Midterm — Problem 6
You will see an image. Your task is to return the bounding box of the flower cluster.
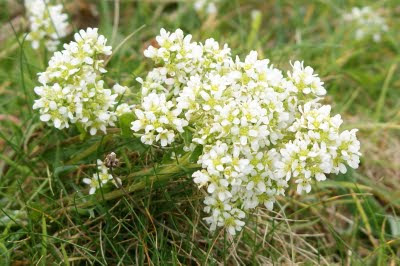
[83,159,121,194]
[33,28,128,135]
[132,28,361,235]
[193,0,219,15]
[131,92,188,146]
[24,0,69,51]
[344,6,388,42]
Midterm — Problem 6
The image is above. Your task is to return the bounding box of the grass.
[1,0,400,264]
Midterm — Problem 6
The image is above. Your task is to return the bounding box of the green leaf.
[387,215,400,237]
[189,145,203,163]
[41,216,47,266]
[183,128,193,145]
[54,165,78,178]
[0,242,10,265]
[28,202,44,223]
[119,113,135,137]
[76,122,87,141]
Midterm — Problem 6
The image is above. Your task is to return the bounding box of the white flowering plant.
[24,0,69,51]
[83,159,121,195]
[31,26,362,236]
[33,28,129,136]
[193,0,219,15]
[343,6,388,42]
[131,28,361,235]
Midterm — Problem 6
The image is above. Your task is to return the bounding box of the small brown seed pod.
[104,152,119,168]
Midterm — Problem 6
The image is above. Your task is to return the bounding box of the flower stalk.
[60,152,200,211]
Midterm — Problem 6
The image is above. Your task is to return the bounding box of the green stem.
[60,153,200,211]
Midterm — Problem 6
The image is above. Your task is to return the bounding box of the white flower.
[156,129,175,147]
[288,61,326,96]
[83,177,100,195]
[344,6,388,42]
[83,159,121,194]
[113,83,128,95]
[131,92,187,147]
[193,170,210,188]
[194,0,219,15]
[116,103,134,116]
[222,209,246,235]
[25,0,69,51]
[295,177,312,194]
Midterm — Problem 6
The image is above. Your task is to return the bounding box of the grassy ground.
[0,0,400,264]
